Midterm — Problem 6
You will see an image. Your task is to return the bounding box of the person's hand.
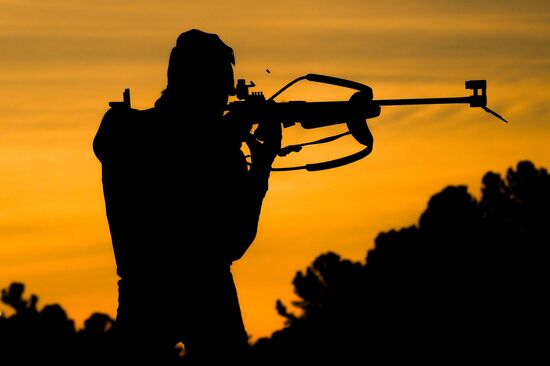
[246,116,282,170]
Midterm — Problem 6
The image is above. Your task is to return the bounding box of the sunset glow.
[1,0,548,340]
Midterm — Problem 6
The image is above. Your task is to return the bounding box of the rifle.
[109,75,507,172]
[224,74,507,172]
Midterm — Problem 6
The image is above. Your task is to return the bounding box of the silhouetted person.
[93,29,281,364]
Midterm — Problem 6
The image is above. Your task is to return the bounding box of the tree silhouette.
[252,160,549,364]
[0,282,114,365]
[1,282,38,316]
[252,252,368,364]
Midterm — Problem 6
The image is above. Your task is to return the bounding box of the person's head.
[165,29,235,110]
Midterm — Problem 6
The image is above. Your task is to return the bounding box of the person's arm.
[93,107,139,277]
[227,120,282,261]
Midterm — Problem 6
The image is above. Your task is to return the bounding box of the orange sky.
[1,0,549,340]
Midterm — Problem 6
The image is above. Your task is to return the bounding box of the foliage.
[0,282,113,365]
[251,160,549,364]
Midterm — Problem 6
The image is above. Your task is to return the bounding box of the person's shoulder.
[137,107,159,120]
[101,106,142,124]
[99,107,161,137]
[95,107,144,146]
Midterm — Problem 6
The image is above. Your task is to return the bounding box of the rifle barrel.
[374,96,472,106]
